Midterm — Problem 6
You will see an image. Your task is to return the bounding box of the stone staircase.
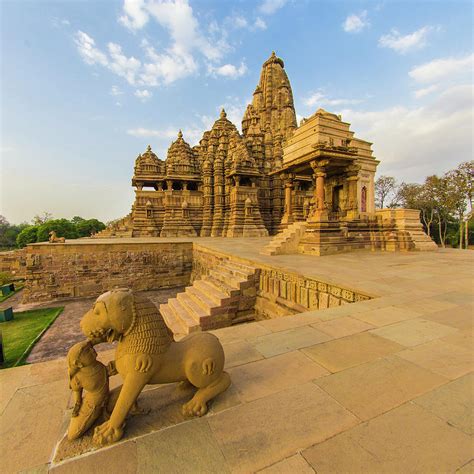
[160,260,257,337]
[93,214,133,238]
[260,221,307,255]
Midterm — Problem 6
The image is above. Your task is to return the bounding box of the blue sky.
[1,0,472,224]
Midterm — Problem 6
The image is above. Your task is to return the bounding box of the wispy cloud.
[110,85,123,96]
[259,0,288,15]
[379,26,438,54]
[134,89,152,101]
[303,90,363,108]
[342,11,369,33]
[413,84,438,99]
[208,62,248,79]
[409,53,474,83]
[74,31,108,66]
[51,17,70,28]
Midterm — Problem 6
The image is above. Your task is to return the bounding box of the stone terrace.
[0,242,472,473]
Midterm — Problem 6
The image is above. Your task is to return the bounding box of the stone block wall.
[255,268,371,319]
[22,241,193,302]
[192,244,372,320]
[0,248,27,279]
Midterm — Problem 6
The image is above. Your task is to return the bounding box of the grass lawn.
[1,307,63,368]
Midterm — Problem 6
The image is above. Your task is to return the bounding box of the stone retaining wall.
[192,244,372,320]
[23,241,193,302]
[0,248,27,279]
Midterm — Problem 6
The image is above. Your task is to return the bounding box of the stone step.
[193,279,231,304]
[220,262,254,279]
[159,304,187,336]
[204,275,241,297]
[177,292,208,320]
[208,268,246,289]
[185,286,227,313]
[168,298,201,331]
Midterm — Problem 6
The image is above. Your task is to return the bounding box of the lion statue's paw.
[182,397,208,417]
[93,420,124,447]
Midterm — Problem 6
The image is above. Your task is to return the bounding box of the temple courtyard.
[1,239,472,473]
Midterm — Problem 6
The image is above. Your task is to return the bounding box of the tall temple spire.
[242,51,297,146]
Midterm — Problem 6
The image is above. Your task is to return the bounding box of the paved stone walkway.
[0,242,472,473]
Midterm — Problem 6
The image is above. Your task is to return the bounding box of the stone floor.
[0,240,472,473]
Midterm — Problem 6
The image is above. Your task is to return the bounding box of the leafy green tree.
[36,219,78,242]
[75,218,106,237]
[16,226,39,247]
[71,216,85,225]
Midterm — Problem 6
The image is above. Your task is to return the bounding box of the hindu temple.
[97,51,435,256]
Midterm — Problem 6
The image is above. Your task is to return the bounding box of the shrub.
[16,226,39,248]
[36,219,78,242]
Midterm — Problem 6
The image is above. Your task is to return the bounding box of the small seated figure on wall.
[49,230,65,243]
[67,340,112,440]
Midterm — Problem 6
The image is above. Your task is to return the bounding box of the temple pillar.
[344,164,361,220]
[309,160,329,222]
[281,173,295,225]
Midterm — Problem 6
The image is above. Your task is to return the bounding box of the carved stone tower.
[242,51,297,233]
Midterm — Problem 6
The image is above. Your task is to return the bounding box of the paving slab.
[315,355,448,421]
[422,304,474,330]
[136,418,229,473]
[440,328,473,350]
[50,440,138,474]
[210,321,271,344]
[258,453,315,473]
[370,318,457,347]
[413,373,473,435]
[252,325,332,358]
[302,402,473,473]
[353,305,423,327]
[301,332,404,373]
[312,316,374,339]
[397,339,474,379]
[208,383,358,474]
[228,350,329,402]
[0,379,70,473]
[223,340,264,368]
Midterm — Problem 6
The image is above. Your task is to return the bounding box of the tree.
[32,212,53,225]
[36,219,78,242]
[445,161,473,249]
[16,226,39,248]
[75,218,106,237]
[375,176,398,208]
[0,216,29,249]
[71,216,85,225]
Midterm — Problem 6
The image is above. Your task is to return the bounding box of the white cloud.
[342,11,369,33]
[413,84,438,99]
[259,0,288,15]
[74,31,108,66]
[338,84,473,181]
[110,85,123,96]
[118,0,149,30]
[51,17,70,28]
[107,42,141,84]
[208,62,248,79]
[134,89,153,101]
[254,17,267,30]
[303,91,363,108]
[379,26,436,54]
[409,53,474,83]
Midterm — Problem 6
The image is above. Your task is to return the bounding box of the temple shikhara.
[98,52,435,255]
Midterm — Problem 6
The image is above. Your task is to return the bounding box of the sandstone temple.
[97,52,435,255]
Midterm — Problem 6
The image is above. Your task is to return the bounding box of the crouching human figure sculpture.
[67,340,111,440]
[79,288,231,447]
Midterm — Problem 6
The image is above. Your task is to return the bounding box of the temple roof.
[133,145,165,181]
[166,131,200,178]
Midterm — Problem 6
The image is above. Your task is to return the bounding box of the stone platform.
[1,240,472,473]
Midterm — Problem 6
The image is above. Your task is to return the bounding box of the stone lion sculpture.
[79,288,231,446]
[49,230,65,243]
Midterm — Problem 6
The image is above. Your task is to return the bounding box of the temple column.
[309,160,329,222]
[344,164,361,220]
[281,173,295,225]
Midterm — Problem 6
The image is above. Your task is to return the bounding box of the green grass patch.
[1,307,63,368]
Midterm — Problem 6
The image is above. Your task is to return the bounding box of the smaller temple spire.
[177,129,183,139]
[146,145,152,152]
[220,108,227,119]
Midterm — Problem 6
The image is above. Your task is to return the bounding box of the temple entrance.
[332,185,343,212]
